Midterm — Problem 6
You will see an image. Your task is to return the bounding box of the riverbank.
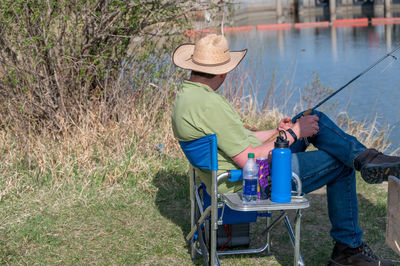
[1,74,399,264]
[1,161,397,264]
[1,1,399,263]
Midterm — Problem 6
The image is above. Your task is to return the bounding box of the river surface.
[224,23,400,153]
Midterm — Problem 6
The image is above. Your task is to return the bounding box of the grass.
[1,158,399,265]
[1,65,399,264]
[0,157,190,265]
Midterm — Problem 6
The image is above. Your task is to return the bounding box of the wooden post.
[330,0,336,21]
[385,0,392,18]
[386,176,400,256]
[277,0,283,19]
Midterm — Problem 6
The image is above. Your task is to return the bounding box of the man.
[171,34,400,265]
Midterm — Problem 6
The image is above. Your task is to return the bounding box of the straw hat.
[172,34,247,75]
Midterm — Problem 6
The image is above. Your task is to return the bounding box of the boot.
[328,242,394,266]
[354,148,400,184]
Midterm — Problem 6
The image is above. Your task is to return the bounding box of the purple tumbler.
[256,157,270,200]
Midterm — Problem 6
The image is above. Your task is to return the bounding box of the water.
[224,24,400,153]
[243,155,258,202]
[243,178,258,202]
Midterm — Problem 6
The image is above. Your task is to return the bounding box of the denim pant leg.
[290,110,365,246]
[308,110,367,168]
[292,150,363,247]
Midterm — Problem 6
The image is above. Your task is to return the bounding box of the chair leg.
[266,212,271,255]
[210,207,217,265]
[294,209,304,266]
[190,168,196,259]
[284,211,305,266]
[210,171,218,266]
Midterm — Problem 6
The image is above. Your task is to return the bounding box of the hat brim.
[172,43,247,75]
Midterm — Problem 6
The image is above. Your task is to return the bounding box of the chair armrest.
[228,169,243,182]
[292,172,302,196]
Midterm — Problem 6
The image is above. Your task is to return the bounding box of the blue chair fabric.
[179,134,218,171]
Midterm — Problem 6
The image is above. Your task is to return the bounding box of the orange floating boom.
[372,17,400,25]
[256,23,292,31]
[333,18,368,27]
[294,21,330,28]
[224,26,254,33]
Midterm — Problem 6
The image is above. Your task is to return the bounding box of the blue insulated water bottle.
[271,130,292,203]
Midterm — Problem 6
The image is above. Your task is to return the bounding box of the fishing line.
[267,43,400,144]
[310,43,400,112]
[380,58,396,73]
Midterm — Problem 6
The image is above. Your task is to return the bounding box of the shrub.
[0,0,204,133]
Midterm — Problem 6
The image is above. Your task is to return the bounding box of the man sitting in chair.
[171,34,399,266]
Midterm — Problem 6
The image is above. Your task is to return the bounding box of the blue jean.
[290,110,366,248]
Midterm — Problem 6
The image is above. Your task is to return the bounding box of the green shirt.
[172,80,262,193]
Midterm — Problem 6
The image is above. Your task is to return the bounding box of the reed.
[1,58,397,202]
[0,56,184,201]
[223,69,397,153]
[1,55,399,265]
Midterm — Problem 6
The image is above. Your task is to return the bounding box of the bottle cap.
[248,153,255,158]
[275,130,289,148]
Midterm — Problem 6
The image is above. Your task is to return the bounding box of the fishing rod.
[265,43,400,143]
[294,43,400,120]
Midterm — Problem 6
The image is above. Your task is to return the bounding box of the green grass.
[1,155,399,265]
[0,158,191,265]
[1,41,399,264]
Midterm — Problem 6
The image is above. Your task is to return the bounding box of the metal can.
[256,157,271,200]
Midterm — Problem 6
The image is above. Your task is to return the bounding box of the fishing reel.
[291,109,313,124]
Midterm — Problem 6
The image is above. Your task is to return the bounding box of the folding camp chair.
[179,134,310,266]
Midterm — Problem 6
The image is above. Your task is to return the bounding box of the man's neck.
[189,76,224,91]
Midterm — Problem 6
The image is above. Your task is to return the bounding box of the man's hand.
[292,115,319,138]
[277,117,294,131]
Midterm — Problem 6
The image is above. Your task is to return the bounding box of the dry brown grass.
[223,69,398,154]
[336,112,399,154]
[0,77,183,201]
[1,65,399,265]
[1,65,396,204]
